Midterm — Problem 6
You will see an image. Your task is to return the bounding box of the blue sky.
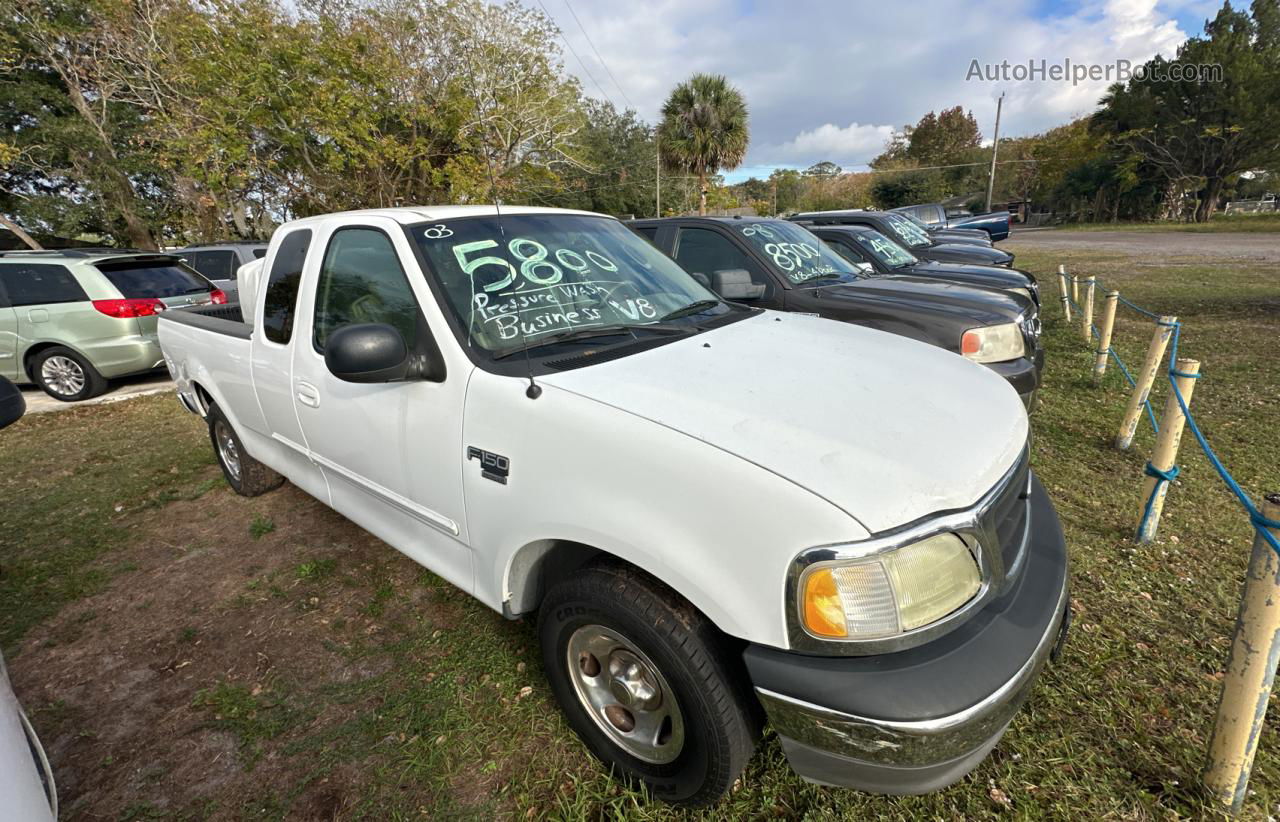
[531,0,1225,182]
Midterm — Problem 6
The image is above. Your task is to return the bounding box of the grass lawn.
[1052,211,1280,233]
[1,238,1277,819]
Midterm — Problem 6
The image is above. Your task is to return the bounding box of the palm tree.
[658,74,749,215]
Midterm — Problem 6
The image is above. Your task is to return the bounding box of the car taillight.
[92,298,166,318]
[209,289,228,305]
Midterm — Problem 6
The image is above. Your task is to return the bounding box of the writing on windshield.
[736,222,849,282]
[856,231,917,267]
[884,214,932,248]
[413,215,714,351]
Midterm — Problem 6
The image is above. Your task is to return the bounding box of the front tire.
[207,402,284,496]
[32,346,107,402]
[538,562,759,806]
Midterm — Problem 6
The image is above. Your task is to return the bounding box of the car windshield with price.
[733,220,862,285]
[410,214,735,358]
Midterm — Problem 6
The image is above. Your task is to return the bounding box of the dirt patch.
[8,474,463,819]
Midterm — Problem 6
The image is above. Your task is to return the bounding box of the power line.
[535,0,612,105]
[560,0,635,111]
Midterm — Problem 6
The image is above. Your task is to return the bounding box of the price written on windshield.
[449,236,656,342]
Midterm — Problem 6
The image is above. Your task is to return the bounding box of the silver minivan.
[0,250,224,401]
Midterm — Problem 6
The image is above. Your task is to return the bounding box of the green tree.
[657,73,749,215]
[1094,0,1280,221]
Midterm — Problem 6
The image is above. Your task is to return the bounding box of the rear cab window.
[96,259,212,299]
[0,263,89,306]
[188,250,237,281]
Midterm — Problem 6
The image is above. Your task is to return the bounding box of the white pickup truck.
[158,206,1069,805]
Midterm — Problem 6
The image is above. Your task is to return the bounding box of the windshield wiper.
[491,322,690,360]
[659,299,721,321]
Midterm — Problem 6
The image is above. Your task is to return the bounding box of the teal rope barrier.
[1063,272,1277,551]
[1163,323,1280,555]
[1064,287,1159,432]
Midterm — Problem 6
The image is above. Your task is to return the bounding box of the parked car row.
[628,216,1042,407]
[157,205,1069,806]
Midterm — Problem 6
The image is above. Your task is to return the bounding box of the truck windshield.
[882,213,933,249]
[411,214,724,353]
[733,221,858,284]
[852,230,918,268]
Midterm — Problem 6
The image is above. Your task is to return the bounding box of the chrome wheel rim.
[214,420,242,482]
[41,355,85,397]
[566,624,685,764]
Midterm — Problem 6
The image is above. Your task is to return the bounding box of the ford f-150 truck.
[158,206,1069,805]
[630,216,1043,408]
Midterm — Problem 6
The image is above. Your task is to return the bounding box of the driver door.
[290,221,473,594]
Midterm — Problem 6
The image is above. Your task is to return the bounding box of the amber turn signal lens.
[801,568,847,638]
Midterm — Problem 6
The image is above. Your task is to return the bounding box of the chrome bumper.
[757,574,1066,773]
[748,475,1069,793]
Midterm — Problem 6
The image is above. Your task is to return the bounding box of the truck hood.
[921,243,1014,267]
[814,277,1029,323]
[539,312,1028,533]
[907,261,1035,291]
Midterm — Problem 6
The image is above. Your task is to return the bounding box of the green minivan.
[0,250,226,401]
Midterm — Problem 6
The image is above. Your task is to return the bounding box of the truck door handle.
[296,381,320,408]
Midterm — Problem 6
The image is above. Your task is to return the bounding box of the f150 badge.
[468,447,510,484]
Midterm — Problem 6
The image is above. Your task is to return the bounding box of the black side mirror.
[712,268,766,301]
[325,323,418,383]
[0,376,26,430]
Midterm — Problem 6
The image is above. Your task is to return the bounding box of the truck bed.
[159,303,252,340]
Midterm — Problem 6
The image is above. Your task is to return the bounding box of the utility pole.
[772,179,777,216]
[655,136,661,218]
[985,91,1004,213]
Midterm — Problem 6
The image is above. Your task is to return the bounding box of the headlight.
[799,533,982,639]
[961,322,1025,363]
[1010,287,1033,301]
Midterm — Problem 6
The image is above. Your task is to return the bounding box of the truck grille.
[982,448,1032,584]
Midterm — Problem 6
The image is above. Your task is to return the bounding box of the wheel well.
[22,342,67,380]
[190,381,214,416]
[505,540,606,617]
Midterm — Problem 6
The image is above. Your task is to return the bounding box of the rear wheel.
[538,562,759,806]
[32,347,107,402]
[207,402,284,496]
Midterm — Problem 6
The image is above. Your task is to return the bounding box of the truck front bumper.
[744,475,1069,794]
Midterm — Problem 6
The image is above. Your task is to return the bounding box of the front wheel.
[538,562,759,806]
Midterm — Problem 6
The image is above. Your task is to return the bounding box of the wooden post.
[1071,273,1079,304]
[1080,275,1096,343]
[1135,358,1199,543]
[1092,291,1119,384]
[1115,316,1177,450]
[1056,266,1072,321]
[1203,495,1280,814]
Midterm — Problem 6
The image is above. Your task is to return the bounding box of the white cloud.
[765,122,897,168]
[537,0,1200,178]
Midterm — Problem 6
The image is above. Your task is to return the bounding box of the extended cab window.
[411,214,721,353]
[0,263,87,306]
[98,260,211,298]
[262,229,311,344]
[314,228,419,352]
